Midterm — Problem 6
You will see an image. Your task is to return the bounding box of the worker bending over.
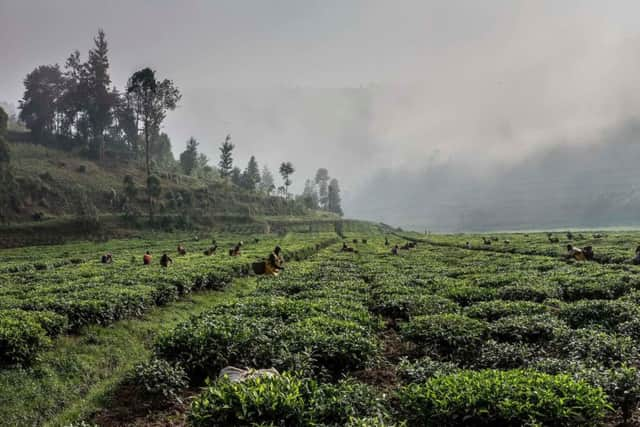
[567,244,586,261]
[160,253,173,267]
[143,251,152,265]
[101,253,113,264]
[265,246,285,276]
[341,242,357,253]
[229,241,243,256]
[177,243,186,255]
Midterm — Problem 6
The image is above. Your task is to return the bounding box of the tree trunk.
[144,124,152,223]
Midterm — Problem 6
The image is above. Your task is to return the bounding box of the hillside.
[1,136,348,246]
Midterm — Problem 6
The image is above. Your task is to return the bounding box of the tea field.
[0,232,339,367]
[4,230,640,426]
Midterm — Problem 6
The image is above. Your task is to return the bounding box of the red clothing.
[143,254,152,265]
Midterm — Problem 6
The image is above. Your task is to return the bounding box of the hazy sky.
[2,1,640,213]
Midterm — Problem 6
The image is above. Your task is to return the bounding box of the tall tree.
[146,174,162,222]
[19,65,64,141]
[279,162,295,199]
[0,106,9,166]
[111,88,138,153]
[301,179,319,209]
[327,178,343,216]
[218,134,234,178]
[126,67,180,222]
[0,106,15,223]
[59,50,87,142]
[179,137,199,175]
[315,168,330,209]
[259,166,275,195]
[241,155,260,191]
[152,132,175,168]
[86,29,114,160]
[197,153,209,170]
[230,166,242,186]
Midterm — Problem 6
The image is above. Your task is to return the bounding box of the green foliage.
[279,161,295,198]
[0,233,337,365]
[0,134,10,164]
[370,289,458,319]
[437,285,496,306]
[218,134,234,178]
[465,300,548,321]
[179,137,199,175]
[0,311,51,366]
[475,340,541,369]
[126,358,188,402]
[396,356,459,383]
[241,155,261,191]
[327,178,343,216]
[559,299,639,330]
[575,365,640,424]
[400,314,488,360]
[552,328,638,367]
[497,284,559,302]
[146,174,162,198]
[19,64,64,141]
[285,316,379,376]
[397,369,610,426]
[122,174,137,201]
[489,313,568,343]
[0,106,7,135]
[189,373,386,427]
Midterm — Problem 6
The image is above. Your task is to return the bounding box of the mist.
[3,0,640,229]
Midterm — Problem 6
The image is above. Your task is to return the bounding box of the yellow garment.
[569,248,586,261]
[265,253,284,276]
[264,262,280,276]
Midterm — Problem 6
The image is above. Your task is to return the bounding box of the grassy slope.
[0,277,258,427]
[6,142,308,223]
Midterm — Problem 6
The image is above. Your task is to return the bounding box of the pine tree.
[86,29,114,160]
[241,155,260,191]
[218,134,234,178]
[179,137,199,175]
[231,167,242,186]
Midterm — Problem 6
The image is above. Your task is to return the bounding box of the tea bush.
[127,358,188,402]
[396,356,459,383]
[465,300,548,321]
[189,373,386,426]
[489,313,568,344]
[397,369,609,426]
[559,299,639,329]
[400,314,488,360]
[497,284,559,302]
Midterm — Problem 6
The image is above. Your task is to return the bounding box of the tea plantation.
[4,230,640,426]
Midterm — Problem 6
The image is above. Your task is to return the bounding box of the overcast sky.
[2,1,640,214]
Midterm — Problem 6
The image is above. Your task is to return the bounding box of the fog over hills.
[349,119,640,231]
